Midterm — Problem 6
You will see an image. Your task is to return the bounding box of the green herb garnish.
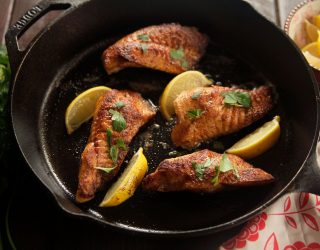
[114,101,125,109]
[192,158,213,180]
[140,44,149,54]
[110,145,119,164]
[211,153,240,185]
[181,60,189,69]
[137,34,149,41]
[95,167,115,173]
[106,129,112,147]
[191,91,201,100]
[109,109,126,132]
[187,109,204,119]
[116,138,127,150]
[221,91,251,108]
[170,48,184,61]
[211,166,220,185]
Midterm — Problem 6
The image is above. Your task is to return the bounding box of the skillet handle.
[289,142,320,194]
[4,0,74,77]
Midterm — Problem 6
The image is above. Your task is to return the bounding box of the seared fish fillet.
[172,85,274,149]
[76,89,156,203]
[102,23,208,75]
[142,149,274,192]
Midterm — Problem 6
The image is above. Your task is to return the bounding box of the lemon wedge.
[99,147,148,207]
[313,15,320,29]
[159,70,212,120]
[65,86,111,134]
[303,51,320,69]
[305,19,319,42]
[226,116,280,159]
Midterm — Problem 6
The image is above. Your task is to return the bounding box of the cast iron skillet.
[5,0,320,236]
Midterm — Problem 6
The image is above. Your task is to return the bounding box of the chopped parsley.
[221,91,251,108]
[114,101,125,109]
[137,34,149,41]
[211,153,240,185]
[140,44,149,54]
[109,109,126,132]
[110,145,119,164]
[170,48,184,60]
[181,60,189,69]
[115,138,127,150]
[187,109,204,119]
[192,158,213,180]
[95,167,115,173]
[191,91,201,100]
[106,129,112,147]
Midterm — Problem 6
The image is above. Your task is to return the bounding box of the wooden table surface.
[0,0,306,249]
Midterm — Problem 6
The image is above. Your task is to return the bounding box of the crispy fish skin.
[76,89,156,203]
[142,149,274,193]
[171,85,274,149]
[102,23,208,75]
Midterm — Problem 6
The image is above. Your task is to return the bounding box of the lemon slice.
[65,86,111,134]
[159,70,212,120]
[305,19,319,42]
[226,116,280,159]
[313,15,320,28]
[99,147,148,207]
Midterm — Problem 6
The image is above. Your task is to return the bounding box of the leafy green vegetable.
[106,129,112,147]
[109,109,126,132]
[116,138,127,150]
[137,34,149,41]
[187,109,204,119]
[114,101,125,109]
[192,158,213,180]
[221,91,251,108]
[140,44,149,54]
[95,166,115,173]
[170,48,184,60]
[191,91,201,100]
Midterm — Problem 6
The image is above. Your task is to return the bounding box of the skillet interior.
[10,0,319,234]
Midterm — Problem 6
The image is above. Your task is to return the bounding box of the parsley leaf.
[95,167,115,173]
[114,101,125,109]
[181,60,189,69]
[191,91,201,100]
[211,153,239,185]
[140,44,149,54]
[221,91,251,108]
[106,129,112,147]
[192,158,213,180]
[170,48,184,61]
[109,109,126,132]
[187,109,204,119]
[110,145,119,164]
[116,138,127,150]
[219,153,233,172]
[211,166,220,185]
[137,34,149,41]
